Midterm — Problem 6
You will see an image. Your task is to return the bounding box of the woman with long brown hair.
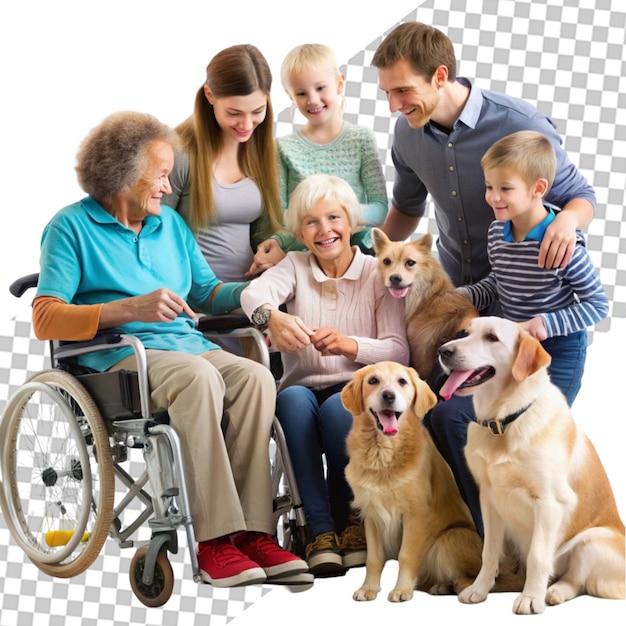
[164,44,282,282]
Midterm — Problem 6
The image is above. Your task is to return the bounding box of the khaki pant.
[110,348,276,541]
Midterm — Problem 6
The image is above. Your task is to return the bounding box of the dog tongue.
[378,410,398,435]
[439,370,474,401]
[390,287,409,299]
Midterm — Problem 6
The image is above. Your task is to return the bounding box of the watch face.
[252,307,270,327]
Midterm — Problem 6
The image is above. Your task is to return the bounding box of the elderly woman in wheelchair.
[20,110,308,594]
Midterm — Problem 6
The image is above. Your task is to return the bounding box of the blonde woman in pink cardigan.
[241,174,408,578]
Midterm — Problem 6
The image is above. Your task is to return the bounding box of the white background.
[0,0,418,317]
[0,1,623,624]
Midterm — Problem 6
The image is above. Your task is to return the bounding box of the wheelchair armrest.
[197,314,271,371]
[10,273,39,298]
[54,333,152,419]
[55,331,124,359]
[196,313,253,333]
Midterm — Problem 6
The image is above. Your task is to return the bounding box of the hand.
[538,210,577,269]
[118,288,196,324]
[266,309,314,353]
[246,239,286,276]
[310,327,358,360]
[518,317,547,341]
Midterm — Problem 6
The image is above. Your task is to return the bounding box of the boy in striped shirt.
[458,130,608,406]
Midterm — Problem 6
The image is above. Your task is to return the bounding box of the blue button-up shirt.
[390,77,596,287]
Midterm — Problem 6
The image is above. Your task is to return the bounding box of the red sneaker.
[233,532,309,581]
[197,536,266,587]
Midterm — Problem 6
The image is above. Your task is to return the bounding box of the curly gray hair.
[75,111,179,200]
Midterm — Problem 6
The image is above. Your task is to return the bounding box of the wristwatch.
[251,306,272,329]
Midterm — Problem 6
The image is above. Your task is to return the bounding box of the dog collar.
[479,402,535,436]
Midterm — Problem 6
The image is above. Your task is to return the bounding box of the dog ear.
[408,367,438,418]
[512,329,552,381]
[371,227,389,254]
[341,374,364,415]
[414,233,433,252]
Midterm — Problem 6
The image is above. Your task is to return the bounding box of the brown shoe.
[339,515,366,569]
[305,531,345,577]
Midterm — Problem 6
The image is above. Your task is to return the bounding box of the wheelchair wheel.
[0,369,115,577]
[129,546,174,608]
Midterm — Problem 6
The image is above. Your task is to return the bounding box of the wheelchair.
[0,274,310,607]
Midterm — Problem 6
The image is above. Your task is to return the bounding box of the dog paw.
[513,594,546,615]
[428,582,454,595]
[388,587,414,602]
[353,587,379,601]
[546,581,577,605]
[458,585,488,604]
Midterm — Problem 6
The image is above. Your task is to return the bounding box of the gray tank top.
[195,177,262,282]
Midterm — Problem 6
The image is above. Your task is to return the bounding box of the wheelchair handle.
[10,273,39,298]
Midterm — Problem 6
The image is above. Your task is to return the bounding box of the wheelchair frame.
[0,274,309,607]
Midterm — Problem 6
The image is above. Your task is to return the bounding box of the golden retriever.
[371,228,477,385]
[438,317,626,614]
[341,361,485,602]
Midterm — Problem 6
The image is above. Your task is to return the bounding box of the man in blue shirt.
[371,22,596,535]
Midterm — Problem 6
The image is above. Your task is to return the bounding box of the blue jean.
[276,383,353,539]
[424,329,588,538]
[542,330,587,407]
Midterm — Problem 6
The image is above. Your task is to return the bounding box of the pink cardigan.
[241,248,409,391]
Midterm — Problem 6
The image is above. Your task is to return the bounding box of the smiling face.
[285,64,344,127]
[484,166,540,220]
[205,87,268,144]
[483,165,551,242]
[341,361,437,436]
[377,58,442,129]
[298,198,354,276]
[121,139,174,224]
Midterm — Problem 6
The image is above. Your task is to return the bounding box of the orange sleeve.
[32,296,103,341]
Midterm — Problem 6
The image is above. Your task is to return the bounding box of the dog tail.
[491,539,525,593]
[418,526,483,595]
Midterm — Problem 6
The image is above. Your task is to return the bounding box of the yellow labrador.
[342,362,485,602]
[439,317,625,614]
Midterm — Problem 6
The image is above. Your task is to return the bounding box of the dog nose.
[389,274,402,286]
[382,390,396,404]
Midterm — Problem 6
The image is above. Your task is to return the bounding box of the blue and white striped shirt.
[460,208,608,337]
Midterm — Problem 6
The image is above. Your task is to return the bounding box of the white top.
[240,248,409,390]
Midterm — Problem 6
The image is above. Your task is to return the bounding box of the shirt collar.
[502,205,556,242]
[309,246,365,282]
[82,195,162,233]
[455,77,481,130]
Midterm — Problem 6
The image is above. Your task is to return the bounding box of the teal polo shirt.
[502,204,557,243]
[37,196,221,371]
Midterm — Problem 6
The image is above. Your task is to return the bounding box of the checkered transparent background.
[2,1,625,624]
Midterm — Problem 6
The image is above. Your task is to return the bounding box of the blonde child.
[459,130,608,406]
[249,44,388,275]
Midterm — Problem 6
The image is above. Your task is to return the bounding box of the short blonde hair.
[280,43,342,93]
[285,174,363,236]
[481,131,556,191]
